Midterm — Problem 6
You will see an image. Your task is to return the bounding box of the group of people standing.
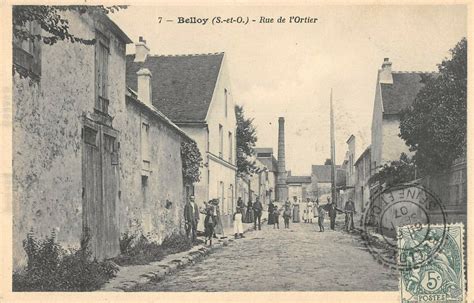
[183,195,224,246]
[184,194,357,246]
[236,197,263,232]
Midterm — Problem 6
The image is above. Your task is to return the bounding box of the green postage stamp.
[398,223,465,303]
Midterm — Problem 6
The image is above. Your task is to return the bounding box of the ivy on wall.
[181,140,203,185]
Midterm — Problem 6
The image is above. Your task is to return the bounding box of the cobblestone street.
[132,220,399,291]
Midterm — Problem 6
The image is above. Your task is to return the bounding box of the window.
[228,131,233,162]
[13,21,41,78]
[224,89,228,117]
[142,175,148,207]
[219,124,223,158]
[141,121,150,172]
[95,30,110,114]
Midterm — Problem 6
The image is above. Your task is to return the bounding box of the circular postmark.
[361,184,447,270]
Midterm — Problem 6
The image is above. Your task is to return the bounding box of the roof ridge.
[392,70,438,74]
[146,52,224,58]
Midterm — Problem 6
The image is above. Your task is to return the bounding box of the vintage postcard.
[0,1,471,303]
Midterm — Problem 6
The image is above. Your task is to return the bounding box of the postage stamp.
[398,223,465,303]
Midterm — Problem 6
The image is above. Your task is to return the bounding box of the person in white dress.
[233,208,244,239]
[307,199,314,223]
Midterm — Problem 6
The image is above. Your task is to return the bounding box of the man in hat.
[184,195,199,242]
[253,197,263,230]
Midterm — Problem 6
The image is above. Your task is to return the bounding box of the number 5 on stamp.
[398,223,465,303]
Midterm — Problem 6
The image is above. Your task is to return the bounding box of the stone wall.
[12,11,126,268]
[119,97,187,243]
[12,10,189,269]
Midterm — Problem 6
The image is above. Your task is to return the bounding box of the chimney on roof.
[379,57,393,84]
[134,36,150,62]
[137,68,152,106]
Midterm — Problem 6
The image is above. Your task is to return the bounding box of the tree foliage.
[236,105,258,177]
[368,153,416,187]
[181,140,203,184]
[399,38,467,174]
[13,5,127,45]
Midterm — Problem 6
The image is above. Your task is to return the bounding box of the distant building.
[287,174,313,203]
[354,146,371,215]
[311,165,345,206]
[126,41,237,228]
[255,147,278,201]
[339,135,356,207]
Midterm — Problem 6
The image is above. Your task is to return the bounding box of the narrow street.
[132,220,399,291]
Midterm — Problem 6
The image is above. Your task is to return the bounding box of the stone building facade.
[12,11,193,269]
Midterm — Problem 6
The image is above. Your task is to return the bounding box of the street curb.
[99,223,260,292]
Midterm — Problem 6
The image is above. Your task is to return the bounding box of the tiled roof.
[380,72,427,115]
[126,53,224,122]
[125,88,192,142]
[287,176,312,184]
[255,147,274,154]
[311,165,342,183]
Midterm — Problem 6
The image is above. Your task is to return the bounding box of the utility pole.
[330,89,337,205]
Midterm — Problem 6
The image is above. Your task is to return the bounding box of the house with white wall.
[370,58,427,171]
[126,41,237,228]
[370,58,466,224]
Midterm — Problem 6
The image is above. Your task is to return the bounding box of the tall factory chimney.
[276,117,288,202]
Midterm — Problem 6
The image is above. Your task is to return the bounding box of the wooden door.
[101,130,120,259]
[82,120,120,260]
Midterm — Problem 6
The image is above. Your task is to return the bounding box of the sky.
[111,5,466,175]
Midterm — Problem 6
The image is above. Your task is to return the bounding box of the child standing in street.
[273,207,280,229]
[204,208,215,245]
[233,208,244,239]
[316,203,325,232]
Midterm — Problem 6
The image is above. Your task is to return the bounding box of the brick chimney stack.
[276,117,288,202]
[379,57,393,84]
[134,36,150,62]
[137,68,152,105]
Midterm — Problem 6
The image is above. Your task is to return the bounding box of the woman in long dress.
[292,202,300,223]
[237,197,246,222]
[307,200,314,223]
[267,201,275,225]
[233,208,244,238]
[211,199,224,236]
[245,200,254,223]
